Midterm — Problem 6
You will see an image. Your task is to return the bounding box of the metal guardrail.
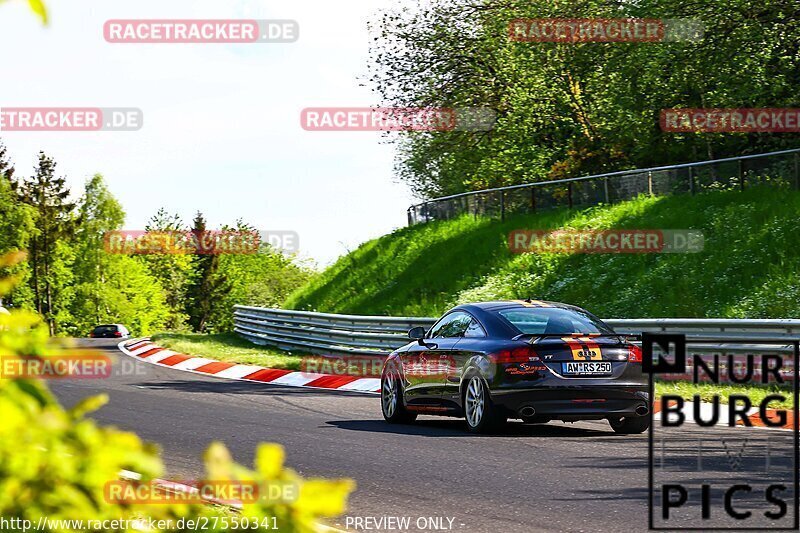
[407,147,800,225]
[234,306,434,356]
[234,306,800,360]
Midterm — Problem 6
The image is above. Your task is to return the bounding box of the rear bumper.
[491,385,649,420]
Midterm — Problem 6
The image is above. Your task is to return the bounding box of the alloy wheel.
[465,376,485,427]
[382,374,397,418]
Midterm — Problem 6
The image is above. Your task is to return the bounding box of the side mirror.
[408,326,427,344]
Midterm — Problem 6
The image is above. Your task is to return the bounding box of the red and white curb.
[118,338,380,394]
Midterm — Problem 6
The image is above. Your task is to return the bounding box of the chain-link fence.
[407,148,800,225]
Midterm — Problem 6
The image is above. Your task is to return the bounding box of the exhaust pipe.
[635,405,649,416]
[519,406,536,417]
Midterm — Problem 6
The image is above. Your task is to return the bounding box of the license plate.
[561,362,612,375]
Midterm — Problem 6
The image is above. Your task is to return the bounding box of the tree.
[141,208,195,330]
[0,170,35,309]
[14,152,77,334]
[67,175,171,336]
[185,212,228,333]
[71,175,125,325]
[0,140,15,182]
[210,221,314,332]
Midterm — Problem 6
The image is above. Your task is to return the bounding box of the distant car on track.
[381,300,649,434]
[89,324,130,339]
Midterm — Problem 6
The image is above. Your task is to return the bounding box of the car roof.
[456,300,579,313]
[445,300,595,338]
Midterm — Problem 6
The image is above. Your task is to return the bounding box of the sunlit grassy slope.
[152,332,304,369]
[285,186,800,319]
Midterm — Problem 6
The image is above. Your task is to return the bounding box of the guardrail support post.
[500,190,505,221]
[603,178,610,204]
[648,171,653,195]
[530,187,536,213]
[738,159,744,191]
[795,153,799,190]
[688,167,695,195]
[568,183,573,209]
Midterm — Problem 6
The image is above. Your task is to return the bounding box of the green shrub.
[0,252,353,532]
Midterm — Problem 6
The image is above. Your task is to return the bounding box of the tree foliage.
[64,176,172,337]
[186,212,225,333]
[209,222,314,332]
[13,153,78,334]
[0,141,312,336]
[369,0,800,198]
[0,177,35,309]
[140,208,195,331]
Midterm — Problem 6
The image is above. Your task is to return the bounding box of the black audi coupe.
[380,300,649,434]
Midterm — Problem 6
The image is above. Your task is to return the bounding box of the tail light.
[628,344,642,363]
[113,331,122,337]
[89,332,95,338]
[491,346,538,364]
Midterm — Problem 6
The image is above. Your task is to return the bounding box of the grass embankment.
[285,186,800,319]
[151,332,304,370]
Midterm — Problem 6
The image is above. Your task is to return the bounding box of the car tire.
[608,416,650,434]
[463,374,506,434]
[381,371,417,424]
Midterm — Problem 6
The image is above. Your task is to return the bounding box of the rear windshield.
[497,308,613,335]
[93,325,118,334]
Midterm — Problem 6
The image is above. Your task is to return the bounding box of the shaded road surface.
[48,340,797,532]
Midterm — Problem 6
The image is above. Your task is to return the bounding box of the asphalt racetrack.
[48,340,798,532]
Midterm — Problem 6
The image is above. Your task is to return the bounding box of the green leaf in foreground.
[27,0,48,24]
